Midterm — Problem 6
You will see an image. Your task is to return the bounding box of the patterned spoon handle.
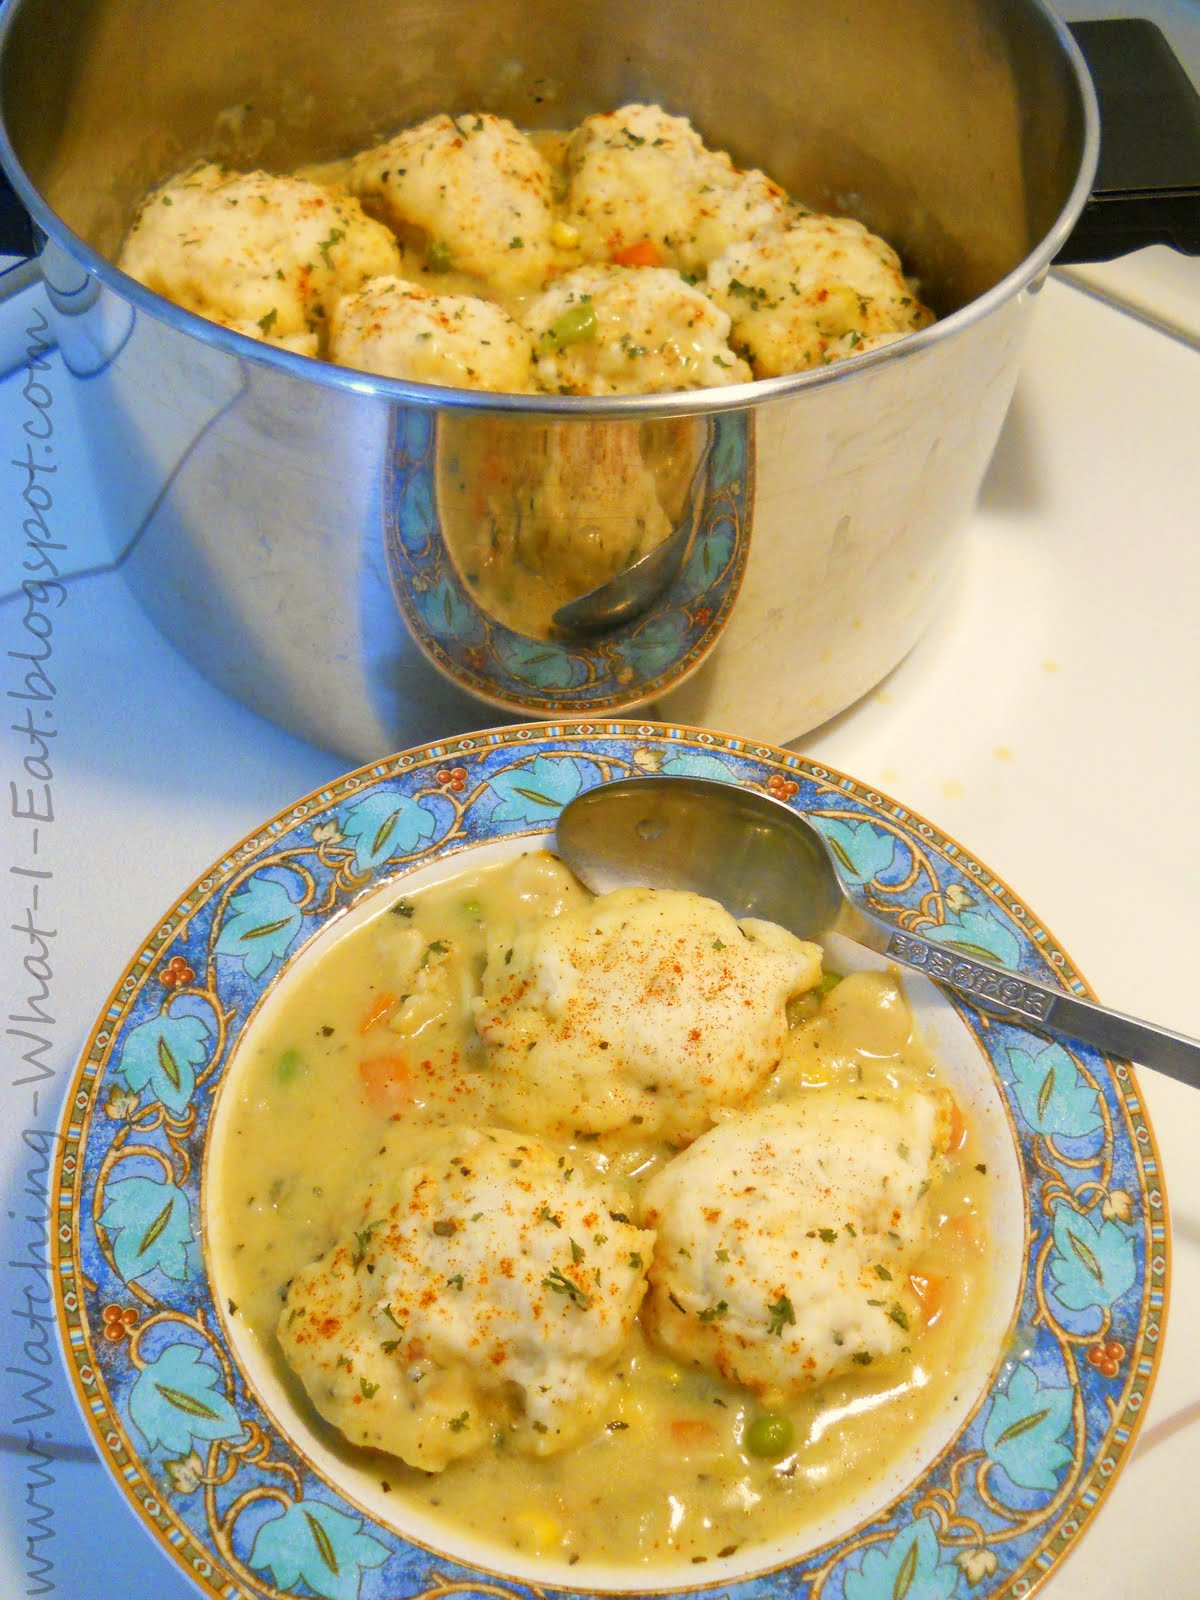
[842,906,1200,1089]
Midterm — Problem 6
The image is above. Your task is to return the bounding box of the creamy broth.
[208,851,992,1570]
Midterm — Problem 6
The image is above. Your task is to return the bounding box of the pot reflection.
[436,414,709,639]
[384,407,753,716]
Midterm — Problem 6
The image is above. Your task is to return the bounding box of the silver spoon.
[555,775,1200,1089]
[550,436,713,635]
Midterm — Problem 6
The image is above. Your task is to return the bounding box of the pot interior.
[4,0,1086,316]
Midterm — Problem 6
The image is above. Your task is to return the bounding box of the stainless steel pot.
[0,0,1102,758]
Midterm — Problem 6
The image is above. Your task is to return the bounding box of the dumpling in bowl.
[640,1092,950,1399]
[277,1124,654,1470]
[707,213,935,376]
[522,264,750,395]
[473,887,821,1140]
[348,112,558,295]
[329,276,535,390]
[117,164,402,356]
[563,103,789,275]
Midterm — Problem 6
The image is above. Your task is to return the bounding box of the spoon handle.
[842,907,1200,1090]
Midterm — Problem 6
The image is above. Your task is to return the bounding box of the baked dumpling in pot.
[118,164,401,356]
[563,102,788,276]
[522,264,750,395]
[348,112,558,296]
[329,275,535,390]
[707,213,934,376]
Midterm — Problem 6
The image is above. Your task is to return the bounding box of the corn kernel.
[551,220,581,249]
[513,1508,561,1553]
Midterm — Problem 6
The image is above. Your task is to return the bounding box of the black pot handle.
[1058,18,1200,262]
[0,159,35,257]
[0,158,42,332]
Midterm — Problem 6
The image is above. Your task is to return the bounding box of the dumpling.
[117,164,402,356]
[522,264,750,395]
[640,1092,948,1399]
[348,112,558,295]
[563,103,788,276]
[329,276,534,390]
[473,887,821,1140]
[707,214,934,376]
[277,1125,654,1470]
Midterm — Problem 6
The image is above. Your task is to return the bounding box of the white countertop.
[1,31,1198,1600]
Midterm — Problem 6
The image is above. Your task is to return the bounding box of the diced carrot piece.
[359,1054,413,1117]
[359,992,398,1035]
[669,1417,718,1448]
[940,1092,968,1154]
[610,239,663,269]
[945,1213,982,1252]
[909,1271,949,1328]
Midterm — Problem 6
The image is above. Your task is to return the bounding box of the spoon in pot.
[554,775,1200,1089]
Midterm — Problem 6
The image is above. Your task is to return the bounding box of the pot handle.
[0,159,39,288]
[0,162,49,377]
[1058,18,1200,262]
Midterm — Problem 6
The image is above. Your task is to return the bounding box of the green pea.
[461,899,483,919]
[427,240,453,273]
[541,301,598,351]
[744,1412,795,1459]
[277,1048,303,1082]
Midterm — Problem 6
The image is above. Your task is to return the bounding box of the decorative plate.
[51,721,1167,1600]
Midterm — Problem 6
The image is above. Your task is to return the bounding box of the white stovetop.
[1,49,1198,1600]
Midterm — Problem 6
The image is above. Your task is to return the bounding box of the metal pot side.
[0,0,1096,759]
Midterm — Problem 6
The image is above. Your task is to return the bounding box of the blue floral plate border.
[51,720,1168,1600]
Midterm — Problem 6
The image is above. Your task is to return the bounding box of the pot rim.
[0,0,1099,419]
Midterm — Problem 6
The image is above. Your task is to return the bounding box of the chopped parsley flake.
[543,1266,591,1308]
[317,226,345,264]
[351,1220,382,1269]
[767,1294,796,1337]
[698,1300,729,1323]
[727,278,767,302]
